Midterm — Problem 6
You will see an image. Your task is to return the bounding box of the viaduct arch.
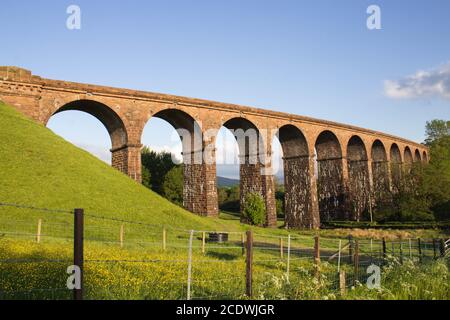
[0,67,429,229]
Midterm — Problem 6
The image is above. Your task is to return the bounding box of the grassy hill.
[0,101,242,232]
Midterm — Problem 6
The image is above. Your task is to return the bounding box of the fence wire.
[0,202,448,300]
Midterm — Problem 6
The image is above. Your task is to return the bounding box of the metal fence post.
[187,230,194,300]
[73,208,84,300]
[245,230,253,298]
[418,238,422,263]
[348,235,353,264]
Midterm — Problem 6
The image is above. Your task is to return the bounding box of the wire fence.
[0,202,448,300]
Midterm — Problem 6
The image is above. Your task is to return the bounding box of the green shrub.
[242,192,266,225]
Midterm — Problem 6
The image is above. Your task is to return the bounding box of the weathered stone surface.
[0,67,429,228]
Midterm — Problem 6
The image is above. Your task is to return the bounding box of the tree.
[141,147,177,193]
[242,192,266,226]
[373,119,450,222]
[141,166,151,189]
[422,134,450,220]
[424,120,450,146]
[162,166,183,205]
[275,180,285,218]
[218,185,240,212]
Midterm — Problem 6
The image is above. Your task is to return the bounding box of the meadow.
[0,101,449,300]
[0,205,448,300]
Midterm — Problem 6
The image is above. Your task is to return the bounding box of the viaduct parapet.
[0,66,428,228]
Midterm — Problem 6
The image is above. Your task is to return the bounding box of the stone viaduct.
[0,66,429,229]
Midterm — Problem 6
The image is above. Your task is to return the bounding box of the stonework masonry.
[0,66,429,229]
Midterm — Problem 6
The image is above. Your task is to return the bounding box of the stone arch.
[144,108,209,215]
[422,151,428,163]
[50,99,128,150]
[315,130,345,223]
[151,109,203,157]
[371,140,390,210]
[277,124,316,228]
[404,146,414,175]
[404,147,413,164]
[220,117,275,226]
[48,99,134,177]
[372,140,387,162]
[390,143,402,193]
[347,135,370,221]
[414,149,422,162]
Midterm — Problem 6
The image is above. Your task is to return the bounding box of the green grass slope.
[0,101,238,231]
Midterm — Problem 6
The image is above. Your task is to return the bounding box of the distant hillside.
[217,176,239,187]
[217,175,283,188]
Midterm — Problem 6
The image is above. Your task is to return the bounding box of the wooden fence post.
[245,231,253,298]
[337,239,342,273]
[314,235,320,279]
[187,230,194,300]
[241,233,245,256]
[433,239,437,259]
[439,239,446,258]
[162,228,167,251]
[353,240,359,286]
[202,232,206,254]
[399,238,403,264]
[36,219,42,243]
[382,237,387,260]
[348,235,353,264]
[73,208,84,301]
[408,238,412,259]
[119,224,124,248]
[339,270,346,296]
[369,238,373,263]
[417,238,422,263]
[279,237,283,259]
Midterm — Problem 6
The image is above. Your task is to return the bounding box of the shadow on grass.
[206,251,239,261]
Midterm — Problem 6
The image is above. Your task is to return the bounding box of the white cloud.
[145,144,183,164]
[384,61,450,100]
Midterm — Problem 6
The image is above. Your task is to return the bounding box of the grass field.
[0,101,449,300]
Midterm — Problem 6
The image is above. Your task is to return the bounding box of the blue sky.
[1,1,450,178]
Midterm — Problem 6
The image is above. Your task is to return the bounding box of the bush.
[242,192,266,226]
